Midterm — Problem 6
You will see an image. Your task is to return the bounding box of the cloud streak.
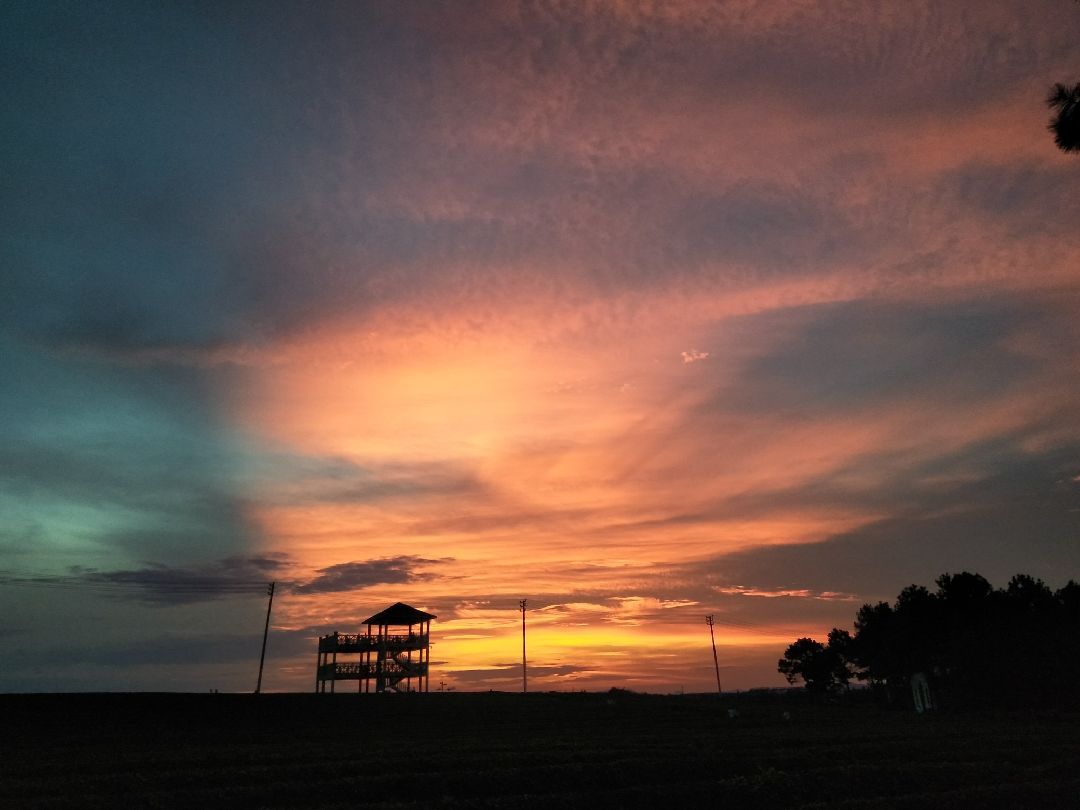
[293,556,450,595]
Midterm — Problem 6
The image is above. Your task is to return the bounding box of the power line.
[0,575,272,597]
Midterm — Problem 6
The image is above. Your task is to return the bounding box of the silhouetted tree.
[778,638,825,691]
[778,634,851,694]
[826,627,855,665]
[1055,581,1080,694]
[1045,3,1079,153]
[894,584,944,676]
[1057,580,1080,620]
[786,572,1080,709]
[850,601,898,687]
[1005,574,1054,612]
[1000,575,1056,701]
[933,572,998,701]
[935,571,992,604]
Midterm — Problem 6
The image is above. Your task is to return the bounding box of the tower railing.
[318,632,429,652]
[317,660,429,681]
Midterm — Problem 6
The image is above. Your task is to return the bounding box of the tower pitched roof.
[362,601,436,626]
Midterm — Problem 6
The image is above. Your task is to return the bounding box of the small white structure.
[910,672,934,713]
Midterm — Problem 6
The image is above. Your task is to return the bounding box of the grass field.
[2,691,1078,808]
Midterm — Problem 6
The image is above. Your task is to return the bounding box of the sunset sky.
[2,1,1079,693]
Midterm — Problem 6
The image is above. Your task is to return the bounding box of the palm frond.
[1047,82,1080,153]
[1046,83,1074,108]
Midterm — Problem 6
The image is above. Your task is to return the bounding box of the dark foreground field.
[2,692,1078,808]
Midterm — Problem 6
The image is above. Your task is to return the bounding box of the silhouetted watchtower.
[316,602,435,693]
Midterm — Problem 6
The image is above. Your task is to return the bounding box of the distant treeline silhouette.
[779,573,1080,707]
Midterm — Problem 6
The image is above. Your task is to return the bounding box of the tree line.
[778,573,1080,707]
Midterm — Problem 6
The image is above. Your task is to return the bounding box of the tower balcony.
[317,661,429,681]
[318,632,429,653]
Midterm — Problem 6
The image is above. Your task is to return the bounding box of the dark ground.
[2,691,1078,808]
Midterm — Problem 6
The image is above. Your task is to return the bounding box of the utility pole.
[520,599,527,693]
[705,615,721,694]
[256,581,275,694]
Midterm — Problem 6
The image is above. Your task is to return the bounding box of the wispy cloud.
[0,555,289,604]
